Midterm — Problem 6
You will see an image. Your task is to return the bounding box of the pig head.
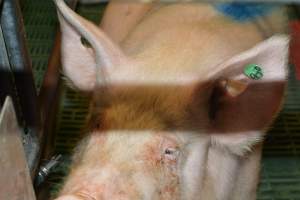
[53,0,289,199]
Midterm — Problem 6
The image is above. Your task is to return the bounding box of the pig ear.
[54,0,128,91]
[209,35,289,155]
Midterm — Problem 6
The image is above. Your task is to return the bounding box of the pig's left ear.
[54,0,129,91]
[209,35,289,155]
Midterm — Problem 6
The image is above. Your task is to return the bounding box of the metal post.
[0,0,41,176]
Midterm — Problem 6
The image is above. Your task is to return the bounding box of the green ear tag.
[244,64,263,80]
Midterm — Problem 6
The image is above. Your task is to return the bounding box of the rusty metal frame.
[38,0,78,160]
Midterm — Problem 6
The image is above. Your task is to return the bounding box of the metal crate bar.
[0,0,41,175]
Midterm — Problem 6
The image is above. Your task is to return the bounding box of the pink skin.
[55,133,182,200]
[100,1,155,44]
[53,0,288,199]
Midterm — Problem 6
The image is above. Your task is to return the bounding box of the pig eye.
[164,148,180,161]
[165,149,172,154]
[165,148,174,155]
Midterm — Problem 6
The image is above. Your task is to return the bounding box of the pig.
[53,0,289,199]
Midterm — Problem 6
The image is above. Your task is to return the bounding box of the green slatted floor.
[21,1,300,199]
[21,0,58,91]
[258,67,300,199]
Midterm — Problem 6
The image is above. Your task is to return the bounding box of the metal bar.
[1,0,40,129]
[36,0,78,188]
[35,1,78,197]
[0,0,40,175]
[0,97,36,200]
[0,26,20,121]
[38,30,63,165]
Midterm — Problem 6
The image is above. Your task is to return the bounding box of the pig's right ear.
[207,35,289,156]
[54,0,128,91]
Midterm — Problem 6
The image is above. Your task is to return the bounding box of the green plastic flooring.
[21,1,300,199]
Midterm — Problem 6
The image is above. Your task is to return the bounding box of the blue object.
[215,3,277,22]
